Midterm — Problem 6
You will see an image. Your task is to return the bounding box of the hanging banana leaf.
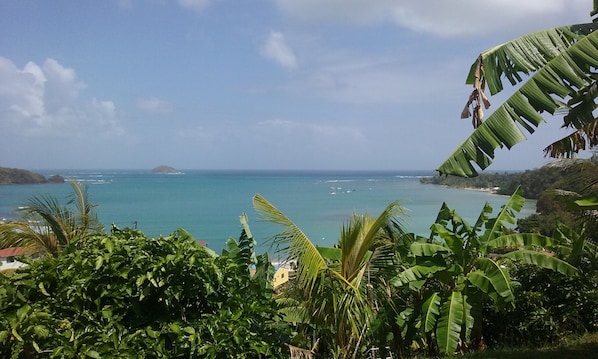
[438,24,598,177]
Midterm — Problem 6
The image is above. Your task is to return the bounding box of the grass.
[450,332,598,359]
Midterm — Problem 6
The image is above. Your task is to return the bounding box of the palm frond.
[544,126,598,158]
[253,193,330,294]
[561,81,598,130]
[439,25,598,177]
[340,201,403,282]
[410,242,452,257]
[430,223,465,260]
[68,181,96,237]
[22,195,72,250]
[544,80,598,157]
[390,264,446,287]
[0,221,55,255]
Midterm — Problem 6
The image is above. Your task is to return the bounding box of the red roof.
[0,247,35,257]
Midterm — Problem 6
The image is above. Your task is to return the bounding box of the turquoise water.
[0,170,536,253]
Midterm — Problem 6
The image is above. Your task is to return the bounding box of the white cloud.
[136,97,174,114]
[0,58,46,122]
[178,0,211,13]
[42,58,86,112]
[260,31,298,69]
[0,56,124,139]
[274,0,590,37]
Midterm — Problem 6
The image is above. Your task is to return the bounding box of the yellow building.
[273,267,292,289]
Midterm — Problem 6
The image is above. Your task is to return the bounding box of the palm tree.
[438,3,598,177]
[253,194,406,358]
[0,181,103,256]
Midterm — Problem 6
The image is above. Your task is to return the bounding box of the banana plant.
[390,187,578,355]
[438,18,598,177]
[552,222,598,269]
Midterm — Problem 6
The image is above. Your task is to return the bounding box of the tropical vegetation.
[423,158,598,199]
[3,2,598,358]
[438,5,598,177]
[0,181,103,256]
[1,183,596,357]
[0,223,289,358]
[253,194,407,358]
[455,331,598,359]
[390,187,578,355]
[423,158,598,239]
[250,187,589,358]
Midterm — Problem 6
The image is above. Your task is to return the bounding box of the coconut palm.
[438,3,598,177]
[0,181,103,256]
[253,193,407,358]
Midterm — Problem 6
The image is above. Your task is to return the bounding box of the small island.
[151,165,178,174]
[0,167,64,184]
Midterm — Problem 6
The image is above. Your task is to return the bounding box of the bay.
[0,170,536,253]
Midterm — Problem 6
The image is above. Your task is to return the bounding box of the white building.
[0,247,33,271]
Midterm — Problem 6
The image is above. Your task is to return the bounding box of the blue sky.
[0,0,593,171]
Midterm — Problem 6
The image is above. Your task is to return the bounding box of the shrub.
[0,226,289,358]
[483,264,598,348]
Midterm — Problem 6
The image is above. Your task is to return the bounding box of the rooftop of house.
[0,247,35,258]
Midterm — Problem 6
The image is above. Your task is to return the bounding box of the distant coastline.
[420,159,597,200]
[0,167,64,185]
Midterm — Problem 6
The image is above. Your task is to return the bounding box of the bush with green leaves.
[483,223,598,348]
[0,225,290,358]
[482,264,598,348]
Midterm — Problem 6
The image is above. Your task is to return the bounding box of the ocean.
[0,170,536,253]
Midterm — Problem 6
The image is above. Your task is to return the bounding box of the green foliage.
[0,181,104,256]
[0,225,289,358]
[389,188,578,356]
[425,159,598,240]
[482,222,598,348]
[483,264,598,348]
[438,22,598,177]
[424,159,598,200]
[254,194,406,358]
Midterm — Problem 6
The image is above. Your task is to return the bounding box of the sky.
[0,0,594,171]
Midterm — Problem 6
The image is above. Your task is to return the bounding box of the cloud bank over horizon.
[0,0,593,170]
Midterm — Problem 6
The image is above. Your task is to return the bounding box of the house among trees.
[273,266,292,289]
[0,247,34,271]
